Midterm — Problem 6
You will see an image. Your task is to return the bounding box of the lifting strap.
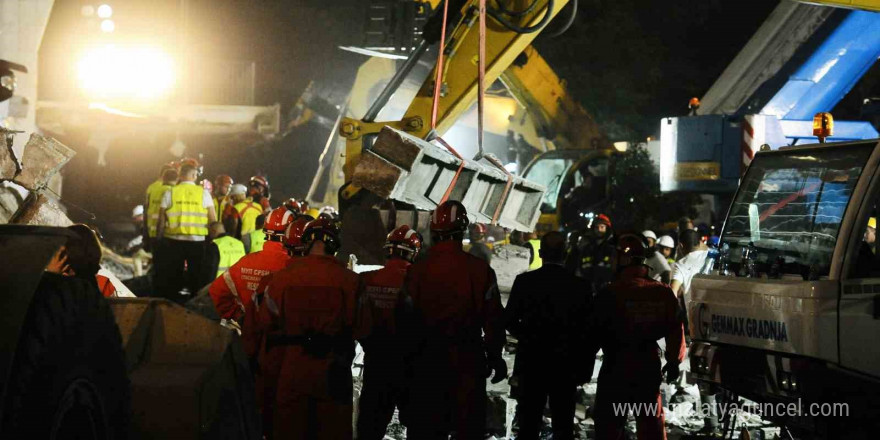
[431,0,490,205]
[483,154,514,225]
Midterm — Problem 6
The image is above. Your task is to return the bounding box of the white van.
[688,139,880,436]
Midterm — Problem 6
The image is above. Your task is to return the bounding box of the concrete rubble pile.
[0,133,141,282]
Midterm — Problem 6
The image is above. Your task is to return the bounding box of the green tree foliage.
[607,145,700,231]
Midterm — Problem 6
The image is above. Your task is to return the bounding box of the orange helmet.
[215,174,233,187]
[431,200,469,235]
[179,157,202,176]
[385,225,422,262]
[160,161,178,175]
[284,215,314,256]
[284,198,304,216]
[303,217,341,253]
[263,206,295,237]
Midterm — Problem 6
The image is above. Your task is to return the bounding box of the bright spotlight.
[77,45,175,101]
[100,19,115,33]
[97,4,113,19]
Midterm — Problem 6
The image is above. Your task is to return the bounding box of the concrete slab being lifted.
[352,126,546,232]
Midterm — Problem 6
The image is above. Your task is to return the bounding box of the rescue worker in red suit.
[208,206,295,322]
[284,197,304,216]
[244,214,313,439]
[248,175,272,213]
[256,217,360,440]
[402,200,507,440]
[588,234,686,440]
[356,225,423,440]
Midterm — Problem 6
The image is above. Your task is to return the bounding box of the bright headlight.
[77,45,175,101]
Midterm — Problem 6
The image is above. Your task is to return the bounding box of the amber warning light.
[813,112,834,143]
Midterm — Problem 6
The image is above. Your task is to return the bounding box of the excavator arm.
[500,45,609,151]
[339,0,571,182]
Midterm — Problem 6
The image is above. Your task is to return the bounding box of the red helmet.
[264,206,295,236]
[616,233,647,266]
[303,217,341,252]
[284,198,304,216]
[215,174,233,186]
[472,223,488,237]
[431,200,469,235]
[284,215,313,256]
[249,175,270,192]
[384,225,422,262]
[594,214,612,228]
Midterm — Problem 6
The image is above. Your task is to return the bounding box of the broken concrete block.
[13,133,75,191]
[11,192,73,227]
[0,140,21,180]
[352,127,546,232]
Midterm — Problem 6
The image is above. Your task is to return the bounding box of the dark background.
[36,0,879,232]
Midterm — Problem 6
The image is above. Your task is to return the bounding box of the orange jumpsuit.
[355,258,410,440]
[590,265,686,440]
[402,240,505,440]
[207,241,290,321]
[256,254,361,440]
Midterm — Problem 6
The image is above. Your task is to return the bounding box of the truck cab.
[689,138,880,433]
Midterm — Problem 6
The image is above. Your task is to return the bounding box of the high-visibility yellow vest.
[165,184,209,237]
[213,196,231,218]
[235,200,263,236]
[145,180,172,238]
[529,239,543,270]
[248,229,266,254]
[214,235,246,277]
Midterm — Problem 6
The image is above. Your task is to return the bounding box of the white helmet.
[657,235,675,248]
[642,230,657,241]
[229,183,248,196]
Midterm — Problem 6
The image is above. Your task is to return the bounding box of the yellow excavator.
[327,0,880,261]
[325,0,617,263]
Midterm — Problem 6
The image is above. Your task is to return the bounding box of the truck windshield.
[722,144,873,278]
[523,157,575,213]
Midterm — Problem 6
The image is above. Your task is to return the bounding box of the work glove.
[486,356,508,384]
[219,318,242,336]
[662,362,681,383]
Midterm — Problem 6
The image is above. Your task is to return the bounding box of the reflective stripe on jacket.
[214,235,246,277]
[208,241,290,320]
[235,200,263,236]
[166,184,209,237]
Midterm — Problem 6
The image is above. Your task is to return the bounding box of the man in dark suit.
[505,231,593,440]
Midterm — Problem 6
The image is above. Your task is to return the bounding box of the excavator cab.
[522,149,618,235]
